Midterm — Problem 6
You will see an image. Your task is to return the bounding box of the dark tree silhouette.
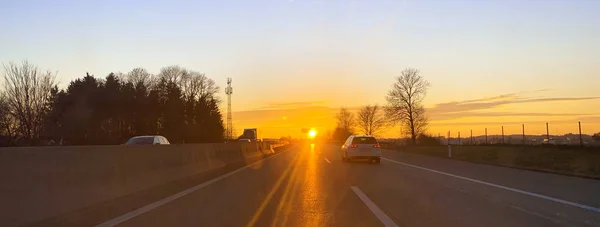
[356,104,386,136]
[417,134,441,145]
[593,133,600,141]
[0,94,16,145]
[333,107,355,142]
[0,63,225,146]
[2,61,56,145]
[385,68,430,145]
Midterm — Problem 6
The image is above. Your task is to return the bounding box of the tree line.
[1,61,225,146]
[333,68,432,145]
[332,69,600,146]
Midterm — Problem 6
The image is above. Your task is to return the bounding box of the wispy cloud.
[528,89,552,93]
[256,101,328,110]
[577,115,600,122]
[429,90,599,115]
[431,118,597,127]
[431,112,598,121]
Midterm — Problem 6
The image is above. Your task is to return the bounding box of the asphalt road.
[93,143,600,227]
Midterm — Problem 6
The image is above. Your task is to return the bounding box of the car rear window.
[126,137,154,145]
[351,137,377,144]
[160,137,169,144]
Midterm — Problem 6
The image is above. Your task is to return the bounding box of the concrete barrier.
[0,142,272,226]
[260,142,274,154]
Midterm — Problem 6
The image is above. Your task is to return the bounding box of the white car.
[125,135,170,145]
[341,135,381,164]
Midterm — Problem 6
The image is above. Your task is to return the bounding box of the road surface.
[39,143,600,227]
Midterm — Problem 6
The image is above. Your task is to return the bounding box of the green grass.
[394,145,600,179]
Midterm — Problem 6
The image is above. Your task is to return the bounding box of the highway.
[36,143,600,227]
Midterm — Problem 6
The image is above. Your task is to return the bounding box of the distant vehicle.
[125,135,170,145]
[341,135,381,164]
[542,138,557,145]
[238,128,258,141]
[237,139,251,143]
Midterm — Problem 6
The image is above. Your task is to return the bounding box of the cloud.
[428,91,599,115]
[431,112,598,121]
[513,97,599,103]
[528,89,551,93]
[431,119,587,127]
[458,93,519,103]
[233,105,336,126]
[256,101,328,110]
[459,112,587,117]
[577,116,600,123]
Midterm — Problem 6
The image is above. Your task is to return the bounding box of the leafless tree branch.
[2,61,56,144]
[385,68,430,144]
[336,107,355,133]
[158,65,185,86]
[126,67,153,88]
[356,104,387,136]
[181,71,220,102]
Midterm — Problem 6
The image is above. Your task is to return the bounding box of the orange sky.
[228,89,600,139]
[4,1,598,139]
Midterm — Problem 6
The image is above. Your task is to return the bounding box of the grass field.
[390,145,600,179]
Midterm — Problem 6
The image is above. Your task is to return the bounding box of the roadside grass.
[389,145,600,179]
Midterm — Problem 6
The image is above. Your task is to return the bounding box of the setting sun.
[308,129,317,138]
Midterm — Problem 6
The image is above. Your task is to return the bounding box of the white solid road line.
[350,186,399,227]
[96,146,297,227]
[381,157,600,213]
[324,158,331,163]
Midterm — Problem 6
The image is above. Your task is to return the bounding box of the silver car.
[341,135,381,164]
[125,135,170,145]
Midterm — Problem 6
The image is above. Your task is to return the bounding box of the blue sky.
[2,0,600,136]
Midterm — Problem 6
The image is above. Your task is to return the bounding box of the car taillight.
[373,144,380,148]
[350,144,359,148]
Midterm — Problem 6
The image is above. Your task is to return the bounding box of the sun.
[308,129,317,138]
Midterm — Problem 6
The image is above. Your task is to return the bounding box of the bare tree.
[156,66,220,102]
[2,61,56,144]
[180,71,219,102]
[385,68,430,145]
[356,104,387,136]
[332,107,355,142]
[336,107,355,132]
[158,65,185,86]
[126,67,153,87]
[0,94,17,145]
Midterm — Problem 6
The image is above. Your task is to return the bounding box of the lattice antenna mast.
[225,78,233,139]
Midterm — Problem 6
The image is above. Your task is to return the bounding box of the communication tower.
[225,78,233,139]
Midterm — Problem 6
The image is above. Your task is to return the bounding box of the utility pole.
[579,121,583,146]
[485,128,488,144]
[458,132,461,145]
[225,78,233,140]
[501,126,504,144]
[546,122,550,143]
[522,124,525,145]
[470,129,473,145]
[447,131,452,158]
